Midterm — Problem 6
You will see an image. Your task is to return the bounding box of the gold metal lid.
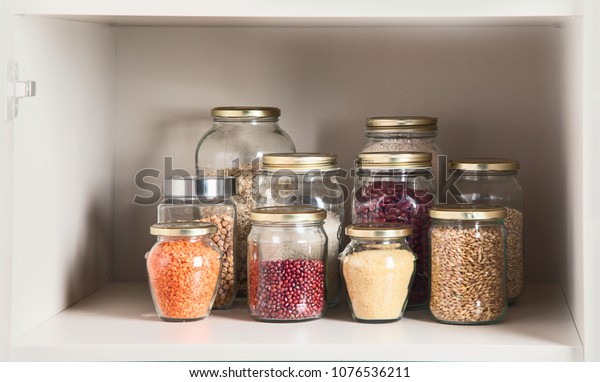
[346,223,412,238]
[356,152,432,168]
[262,153,338,170]
[251,206,327,223]
[366,116,437,133]
[429,205,507,220]
[211,106,280,118]
[449,158,520,171]
[150,222,217,236]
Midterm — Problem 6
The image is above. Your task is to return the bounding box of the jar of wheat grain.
[429,205,507,325]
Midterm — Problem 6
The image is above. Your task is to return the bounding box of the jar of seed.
[256,153,345,308]
[146,222,223,322]
[449,158,524,303]
[352,151,435,310]
[340,224,416,323]
[248,206,327,322]
[429,205,507,325]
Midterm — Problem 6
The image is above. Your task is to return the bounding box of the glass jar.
[256,153,344,308]
[429,205,507,325]
[449,158,523,303]
[196,177,240,309]
[352,152,435,310]
[146,222,223,322]
[157,176,201,223]
[195,106,296,297]
[247,206,327,322]
[340,224,417,323]
[362,116,444,182]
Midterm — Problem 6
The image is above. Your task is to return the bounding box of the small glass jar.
[352,152,435,310]
[449,158,523,303]
[362,116,444,182]
[340,224,417,323]
[146,222,223,322]
[195,106,296,297]
[256,153,344,308]
[248,206,327,322]
[429,205,507,325]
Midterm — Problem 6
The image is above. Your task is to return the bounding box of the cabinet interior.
[11,15,583,347]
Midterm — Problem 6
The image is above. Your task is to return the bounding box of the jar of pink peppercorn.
[248,206,327,322]
[352,152,435,310]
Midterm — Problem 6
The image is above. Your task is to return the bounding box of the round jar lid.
[449,158,520,172]
[429,205,507,220]
[345,223,412,238]
[366,116,437,133]
[262,153,338,171]
[196,176,236,197]
[164,176,197,199]
[150,222,217,236]
[211,106,280,118]
[356,151,432,169]
[251,206,327,223]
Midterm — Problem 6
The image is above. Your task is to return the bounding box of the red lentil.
[147,239,221,321]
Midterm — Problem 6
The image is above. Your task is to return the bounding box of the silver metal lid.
[164,176,197,199]
[196,176,236,197]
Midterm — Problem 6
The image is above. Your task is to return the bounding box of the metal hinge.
[5,61,37,121]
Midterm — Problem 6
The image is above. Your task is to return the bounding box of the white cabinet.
[3,0,599,361]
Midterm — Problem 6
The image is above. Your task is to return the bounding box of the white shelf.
[12,0,581,26]
[12,282,582,361]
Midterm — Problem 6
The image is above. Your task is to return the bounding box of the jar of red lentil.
[429,205,507,325]
[146,222,223,322]
[352,152,435,310]
[248,206,327,322]
[340,224,416,323]
[449,158,524,304]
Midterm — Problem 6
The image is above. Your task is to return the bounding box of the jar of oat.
[362,116,443,181]
[248,206,327,322]
[256,153,344,308]
[157,176,201,223]
[449,158,523,304]
[352,152,435,310]
[146,222,223,322]
[340,224,416,323]
[429,205,508,325]
[195,177,240,309]
[195,107,296,297]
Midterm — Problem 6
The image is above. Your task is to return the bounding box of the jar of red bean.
[352,152,435,310]
[449,158,524,304]
[146,222,223,322]
[248,206,327,322]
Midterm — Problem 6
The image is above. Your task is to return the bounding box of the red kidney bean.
[353,180,434,308]
[248,259,325,321]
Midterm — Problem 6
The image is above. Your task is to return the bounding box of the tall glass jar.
[449,158,523,303]
[340,224,416,323]
[362,116,444,182]
[248,206,327,322]
[255,153,344,308]
[352,152,435,310]
[429,205,507,325]
[146,222,223,322]
[195,106,296,297]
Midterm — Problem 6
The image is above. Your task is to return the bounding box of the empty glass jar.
[195,106,296,297]
[255,153,344,307]
[146,222,222,322]
[429,205,507,325]
[247,206,327,322]
[449,158,523,303]
[340,224,416,323]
